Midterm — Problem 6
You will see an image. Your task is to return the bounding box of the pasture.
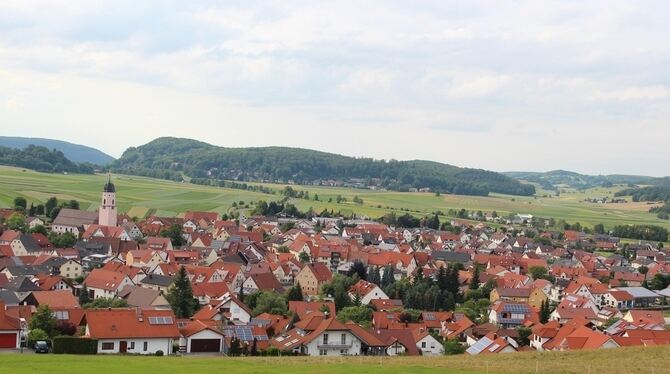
[0,165,668,230]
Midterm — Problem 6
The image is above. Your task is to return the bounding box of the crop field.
[2,345,670,374]
[0,165,668,230]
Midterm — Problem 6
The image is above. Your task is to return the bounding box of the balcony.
[317,342,353,349]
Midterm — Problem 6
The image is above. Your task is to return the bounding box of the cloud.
[0,1,669,176]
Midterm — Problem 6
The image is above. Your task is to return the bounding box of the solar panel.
[488,343,500,352]
[466,337,492,355]
[424,313,436,321]
[148,316,174,325]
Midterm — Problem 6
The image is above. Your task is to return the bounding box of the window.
[341,334,346,345]
[143,342,148,351]
[101,342,114,350]
[340,349,348,355]
[323,333,328,345]
[129,342,135,350]
[319,349,327,356]
[421,342,426,348]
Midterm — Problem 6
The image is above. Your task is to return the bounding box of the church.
[98,175,118,227]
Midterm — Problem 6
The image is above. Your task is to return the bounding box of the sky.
[0,1,668,176]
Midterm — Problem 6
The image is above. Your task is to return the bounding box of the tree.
[67,200,80,210]
[298,251,310,264]
[49,206,61,220]
[55,320,77,336]
[166,266,198,318]
[13,196,27,211]
[517,327,532,346]
[348,260,367,280]
[48,232,77,248]
[443,339,466,355]
[27,328,49,348]
[336,306,374,327]
[251,291,287,316]
[6,212,26,232]
[29,305,57,337]
[160,224,186,247]
[45,197,58,217]
[79,285,91,305]
[83,298,128,309]
[30,225,47,235]
[529,266,554,282]
[539,299,551,323]
[469,265,481,290]
[286,283,304,302]
[36,204,45,215]
[228,338,241,356]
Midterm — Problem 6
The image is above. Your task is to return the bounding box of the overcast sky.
[1,1,668,176]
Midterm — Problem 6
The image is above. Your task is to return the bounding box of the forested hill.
[0,145,95,174]
[0,136,114,165]
[504,170,664,190]
[111,137,535,196]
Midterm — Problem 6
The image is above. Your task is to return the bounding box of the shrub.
[155,350,164,356]
[52,336,98,354]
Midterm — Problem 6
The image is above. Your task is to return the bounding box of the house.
[83,269,134,299]
[603,290,634,310]
[294,263,333,297]
[242,273,283,294]
[623,310,665,326]
[118,286,171,309]
[138,274,174,293]
[348,280,389,305]
[466,333,518,355]
[413,328,444,355]
[288,301,336,319]
[490,287,547,309]
[35,257,83,279]
[614,287,659,308]
[192,292,251,324]
[270,317,364,356]
[24,290,80,309]
[488,301,536,329]
[85,308,180,355]
[0,301,22,349]
[178,320,225,353]
[52,208,98,236]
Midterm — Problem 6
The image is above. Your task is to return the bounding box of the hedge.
[52,336,98,354]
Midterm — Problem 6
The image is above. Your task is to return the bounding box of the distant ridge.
[0,136,114,165]
[111,137,535,196]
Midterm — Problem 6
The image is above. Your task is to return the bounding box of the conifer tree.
[167,266,198,318]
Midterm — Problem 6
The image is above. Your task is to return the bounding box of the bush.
[444,339,466,355]
[155,350,164,356]
[27,328,49,348]
[52,336,98,354]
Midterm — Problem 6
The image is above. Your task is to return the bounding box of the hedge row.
[52,336,98,354]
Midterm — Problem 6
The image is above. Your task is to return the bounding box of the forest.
[0,145,95,174]
[111,137,535,196]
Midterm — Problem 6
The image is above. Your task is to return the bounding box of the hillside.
[504,170,660,190]
[112,137,535,196]
[0,145,94,174]
[0,136,114,165]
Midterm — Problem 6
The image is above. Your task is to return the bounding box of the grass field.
[0,165,668,231]
[2,346,670,374]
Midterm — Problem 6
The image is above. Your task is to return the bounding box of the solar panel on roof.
[148,316,174,325]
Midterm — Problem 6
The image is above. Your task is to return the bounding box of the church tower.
[99,174,118,227]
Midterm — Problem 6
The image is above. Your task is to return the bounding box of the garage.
[190,339,221,353]
[0,333,17,348]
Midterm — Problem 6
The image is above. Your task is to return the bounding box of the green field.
[2,346,670,373]
[0,165,668,230]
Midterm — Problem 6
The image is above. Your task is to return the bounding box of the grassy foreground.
[0,165,667,230]
[2,346,670,374]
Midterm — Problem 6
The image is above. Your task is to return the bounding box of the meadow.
[1,345,670,374]
[0,165,668,231]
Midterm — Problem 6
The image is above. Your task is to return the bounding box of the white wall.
[97,338,174,355]
[304,331,362,356]
[185,329,224,353]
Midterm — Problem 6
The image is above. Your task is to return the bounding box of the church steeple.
[99,173,118,226]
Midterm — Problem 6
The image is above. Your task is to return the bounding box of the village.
[1,177,669,357]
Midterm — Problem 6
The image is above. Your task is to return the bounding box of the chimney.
[0,300,5,319]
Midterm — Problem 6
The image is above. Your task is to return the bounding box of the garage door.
[190,339,221,353]
[0,333,17,348]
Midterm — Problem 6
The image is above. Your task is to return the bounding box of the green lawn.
[0,165,668,230]
[2,345,670,373]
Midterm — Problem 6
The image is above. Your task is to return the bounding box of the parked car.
[35,341,49,354]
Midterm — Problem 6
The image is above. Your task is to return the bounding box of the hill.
[2,345,670,374]
[112,137,535,197]
[504,170,660,190]
[0,136,114,165]
[0,145,94,174]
